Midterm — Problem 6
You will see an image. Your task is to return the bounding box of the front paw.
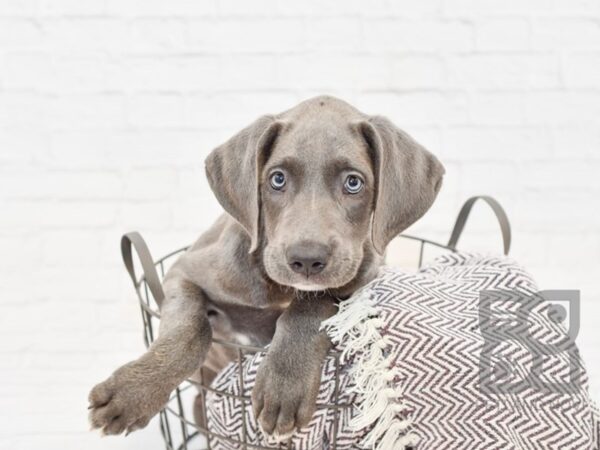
[251,359,321,441]
[88,362,171,436]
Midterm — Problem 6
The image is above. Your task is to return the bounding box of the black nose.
[287,241,331,277]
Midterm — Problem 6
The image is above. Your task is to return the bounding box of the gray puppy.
[88,96,444,439]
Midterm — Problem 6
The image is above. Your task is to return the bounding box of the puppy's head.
[205,96,444,291]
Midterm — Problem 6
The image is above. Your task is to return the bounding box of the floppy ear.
[359,115,445,255]
[205,115,282,253]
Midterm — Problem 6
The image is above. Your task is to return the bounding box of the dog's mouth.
[270,265,335,291]
[282,272,342,291]
[290,281,327,291]
[263,246,362,292]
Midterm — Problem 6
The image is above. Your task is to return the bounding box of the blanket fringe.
[322,289,418,450]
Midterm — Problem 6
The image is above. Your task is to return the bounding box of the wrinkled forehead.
[266,124,372,175]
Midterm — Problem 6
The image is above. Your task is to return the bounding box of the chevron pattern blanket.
[206,253,600,449]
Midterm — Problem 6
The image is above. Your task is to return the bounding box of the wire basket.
[121,196,511,450]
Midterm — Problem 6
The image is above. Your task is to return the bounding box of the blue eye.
[270,171,286,190]
[344,175,364,194]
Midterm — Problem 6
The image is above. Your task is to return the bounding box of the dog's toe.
[89,401,119,430]
[89,395,151,436]
[257,399,304,441]
[88,380,113,409]
[274,403,296,436]
[103,415,128,435]
[126,416,151,435]
[257,403,279,436]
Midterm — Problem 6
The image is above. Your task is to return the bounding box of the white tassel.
[323,294,378,343]
[375,422,418,450]
[322,285,418,450]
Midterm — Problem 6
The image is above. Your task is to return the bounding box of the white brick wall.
[1,1,599,448]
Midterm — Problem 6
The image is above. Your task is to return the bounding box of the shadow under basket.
[120,196,511,450]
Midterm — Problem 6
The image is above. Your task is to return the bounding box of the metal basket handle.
[447,195,511,255]
[121,231,165,307]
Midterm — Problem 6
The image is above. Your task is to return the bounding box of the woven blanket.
[206,253,600,449]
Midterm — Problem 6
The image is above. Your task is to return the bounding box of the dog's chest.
[205,284,292,348]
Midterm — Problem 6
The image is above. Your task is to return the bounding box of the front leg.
[88,277,211,435]
[251,294,337,440]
